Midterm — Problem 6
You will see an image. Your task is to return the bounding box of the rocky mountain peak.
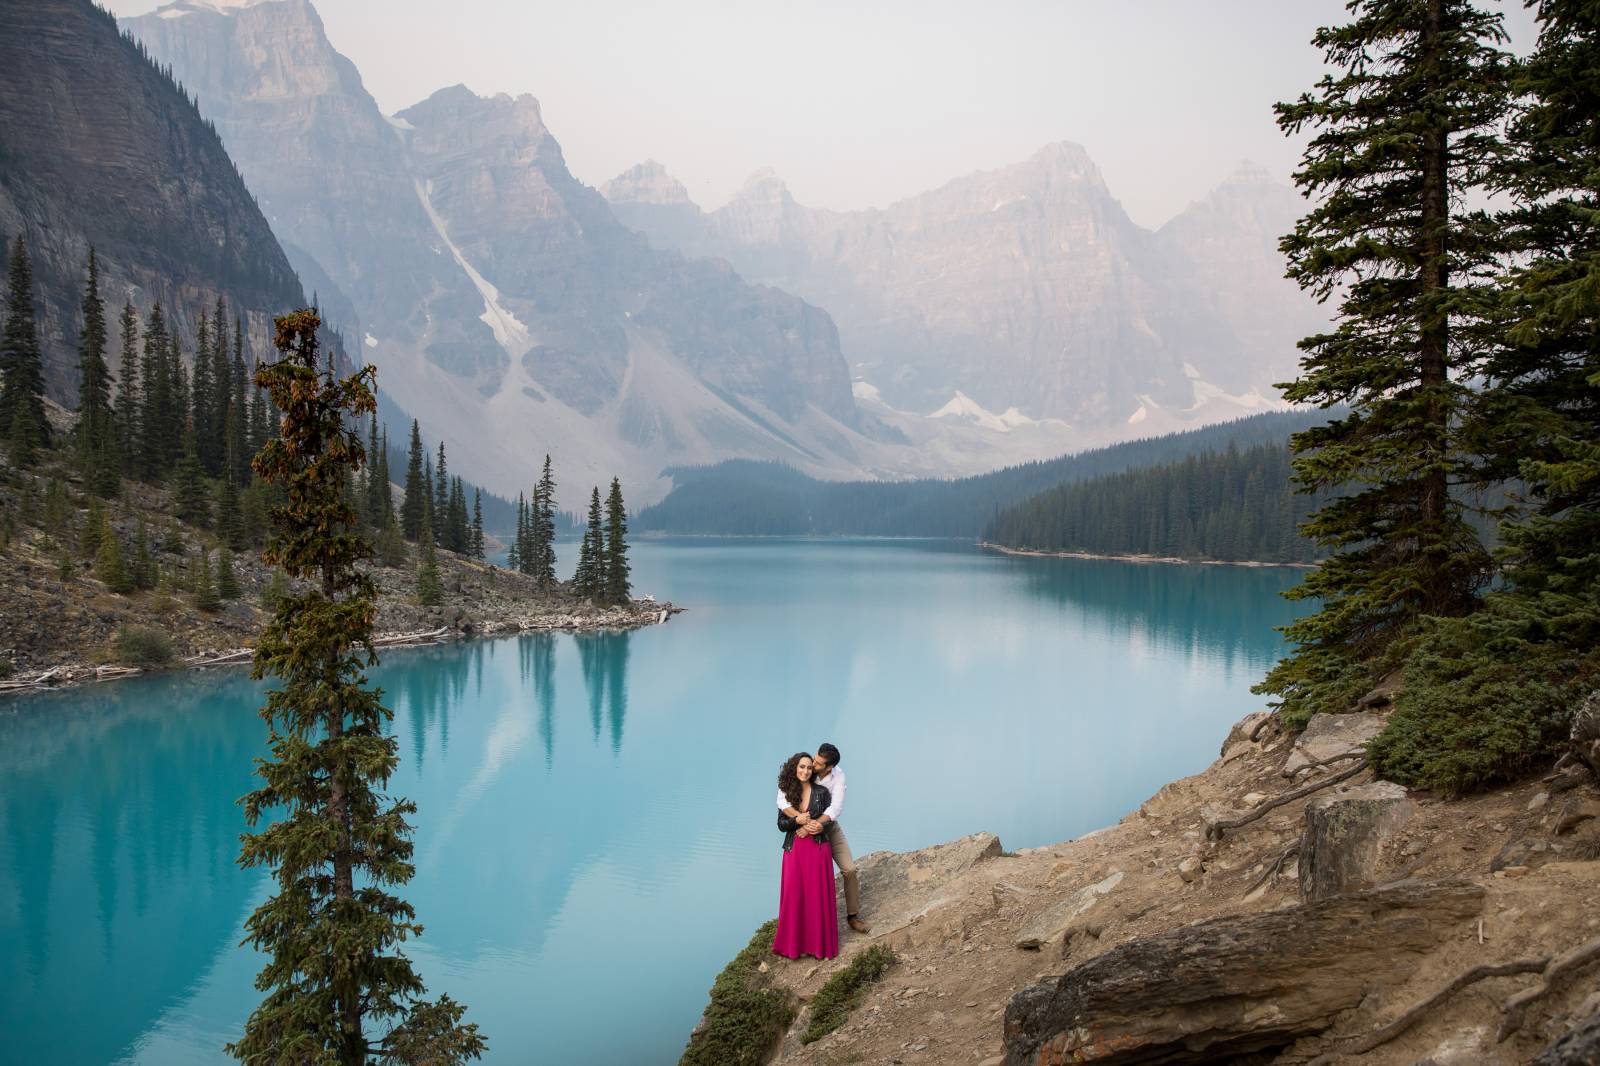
[601,160,694,207]
[733,167,794,204]
[1221,160,1274,186]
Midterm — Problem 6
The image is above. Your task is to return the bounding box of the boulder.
[1491,836,1553,873]
[1299,781,1414,901]
[1282,712,1385,777]
[851,832,1002,938]
[1534,1009,1600,1065]
[1014,871,1124,950]
[1572,690,1600,776]
[1176,856,1204,883]
[1002,879,1485,1066]
[1219,711,1271,757]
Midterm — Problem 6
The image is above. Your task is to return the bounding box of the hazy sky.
[112,0,1538,229]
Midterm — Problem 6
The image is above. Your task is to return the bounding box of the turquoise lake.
[0,538,1306,1064]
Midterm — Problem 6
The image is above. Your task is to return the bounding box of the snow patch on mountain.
[413,178,530,359]
[930,391,1015,432]
[364,332,377,348]
[852,381,883,402]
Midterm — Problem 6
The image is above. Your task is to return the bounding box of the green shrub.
[801,944,896,1044]
[1369,608,1584,795]
[114,625,175,666]
[679,919,796,1066]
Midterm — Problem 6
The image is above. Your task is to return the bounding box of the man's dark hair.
[817,742,841,766]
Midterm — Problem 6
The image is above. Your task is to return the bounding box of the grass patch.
[113,625,175,666]
[679,919,797,1066]
[801,944,896,1045]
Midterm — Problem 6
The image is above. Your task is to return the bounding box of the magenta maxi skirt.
[771,834,839,960]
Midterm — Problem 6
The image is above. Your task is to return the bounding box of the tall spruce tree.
[471,488,484,560]
[76,251,118,496]
[574,486,604,598]
[230,309,483,1065]
[508,493,526,573]
[173,422,211,528]
[433,442,449,543]
[1,236,49,466]
[116,301,141,471]
[1256,0,1511,725]
[447,476,467,553]
[534,455,557,586]
[139,303,171,480]
[401,419,426,540]
[377,425,394,526]
[604,477,630,605]
[1370,1,1600,792]
[192,309,217,474]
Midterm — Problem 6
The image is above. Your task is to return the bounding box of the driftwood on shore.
[0,666,62,691]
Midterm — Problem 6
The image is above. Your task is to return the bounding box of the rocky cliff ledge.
[687,700,1600,1065]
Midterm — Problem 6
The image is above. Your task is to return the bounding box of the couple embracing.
[772,742,870,961]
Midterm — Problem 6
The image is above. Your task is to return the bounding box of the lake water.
[0,538,1305,1065]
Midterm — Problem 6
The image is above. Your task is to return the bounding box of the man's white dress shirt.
[775,767,845,824]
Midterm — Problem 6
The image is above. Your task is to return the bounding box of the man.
[777,741,869,933]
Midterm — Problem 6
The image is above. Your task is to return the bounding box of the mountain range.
[0,0,314,400]
[123,0,1324,506]
[602,154,1325,430]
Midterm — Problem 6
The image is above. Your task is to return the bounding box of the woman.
[771,751,840,960]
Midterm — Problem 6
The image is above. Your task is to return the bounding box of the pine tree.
[1369,1,1600,792]
[376,425,394,528]
[604,477,631,605]
[366,414,384,528]
[131,519,154,591]
[378,512,408,568]
[432,442,450,544]
[416,517,443,607]
[534,454,557,586]
[471,488,484,560]
[191,548,219,611]
[173,422,211,528]
[401,420,426,540]
[231,309,483,1065]
[447,476,467,553]
[116,301,141,472]
[1255,0,1510,725]
[76,251,119,497]
[216,545,240,600]
[1,236,50,466]
[507,494,524,572]
[82,495,107,560]
[575,485,604,598]
[230,318,250,486]
[215,405,245,548]
[139,303,171,481]
[192,309,217,474]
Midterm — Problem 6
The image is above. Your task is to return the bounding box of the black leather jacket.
[778,783,832,852]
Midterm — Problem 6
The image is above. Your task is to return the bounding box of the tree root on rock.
[1242,841,1300,897]
[1204,761,1368,841]
[1498,936,1600,1042]
[1306,959,1547,1064]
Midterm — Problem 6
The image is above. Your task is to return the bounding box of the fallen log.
[0,666,63,691]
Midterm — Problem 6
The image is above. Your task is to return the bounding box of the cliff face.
[0,0,309,402]
[126,0,869,505]
[604,150,1322,430]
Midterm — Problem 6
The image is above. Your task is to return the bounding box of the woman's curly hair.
[777,751,812,808]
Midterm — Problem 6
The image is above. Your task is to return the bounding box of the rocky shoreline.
[978,540,1317,568]
[685,692,1600,1066]
[0,484,679,696]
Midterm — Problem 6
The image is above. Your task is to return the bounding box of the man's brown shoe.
[847,916,871,934]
